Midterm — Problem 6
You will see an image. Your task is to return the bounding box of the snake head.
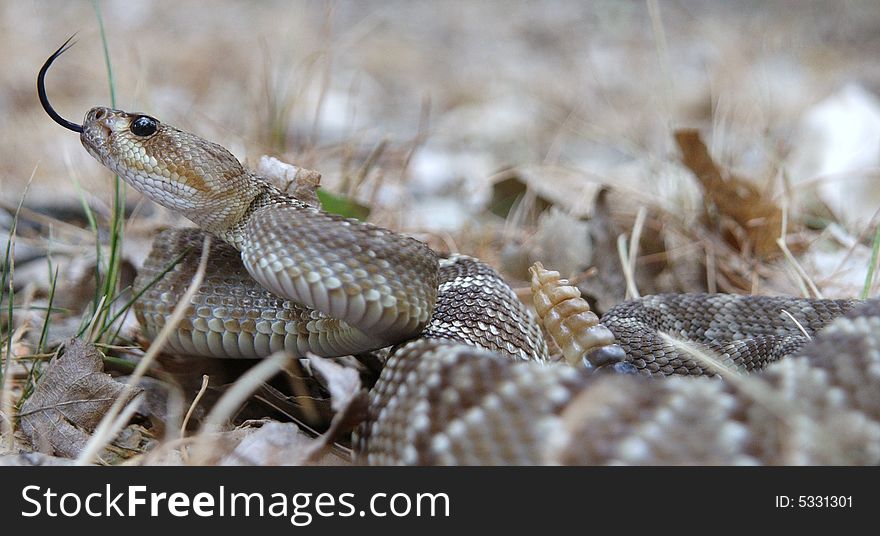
[39,39,264,240]
[79,106,262,235]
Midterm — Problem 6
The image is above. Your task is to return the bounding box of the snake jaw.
[80,107,142,170]
[80,107,118,159]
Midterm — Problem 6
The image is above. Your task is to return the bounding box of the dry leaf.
[488,173,553,221]
[0,452,75,466]
[257,155,322,207]
[674,129,783,258]
[489,165,602,219]
[219,420,322,466]
[302,355,368,463]
[308,355,361,413]
[19,338,142,458]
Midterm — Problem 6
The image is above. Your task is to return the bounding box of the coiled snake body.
[39,40,880,465]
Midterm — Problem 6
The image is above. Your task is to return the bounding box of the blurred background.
[3,0,880,299]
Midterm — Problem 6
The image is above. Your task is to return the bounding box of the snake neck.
[216,175,303,250]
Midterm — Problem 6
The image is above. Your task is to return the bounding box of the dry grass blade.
[179,374,209,465]
[352,138,389,195]
[617,233,640,299]
[0,357,13,450]
[647,0,673,126]
[0,321,28,450]
[780,310,811,341]
[626,206,647,298]
[83,295,108,341]
[286,356,321,427]
[75,235,212,465]
[0,200,94,241]
[658,333,805,423]
[776,201,823,298]
[658,333,745,379]
[1,166,37,449]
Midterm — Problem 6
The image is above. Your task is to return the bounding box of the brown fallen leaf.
[257,155,322,207]
[302,355,368,464]
[219,420,349,466]
[0,452,75,466]
[307,355,361,413]
[488,172,553,222]
[674,129,783,259]
[19,338,142,459]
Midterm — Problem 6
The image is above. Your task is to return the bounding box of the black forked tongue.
[38,35,84,133]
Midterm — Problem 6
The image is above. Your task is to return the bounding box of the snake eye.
[130,115,158,137]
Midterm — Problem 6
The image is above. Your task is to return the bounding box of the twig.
[181,375,210,438]
[776,201,822,298]
[618,207,646,300]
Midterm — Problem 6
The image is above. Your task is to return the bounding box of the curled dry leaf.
[257,155,322,207]
[219,420,323,466]
[489,165,601,220]
[307,355,361,413]
[304,355,368,463]
[674,129,783,259]
[488,172,553,222]
[19,338,142,458]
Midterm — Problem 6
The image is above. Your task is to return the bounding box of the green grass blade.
[3,279,14,389]
[92,0,116,107]
[91,0,129,342]
[37,266,60,354]
[95,246,191,342]
[861,224,880,300]
[0,170,34,387]
[69,171,104,312]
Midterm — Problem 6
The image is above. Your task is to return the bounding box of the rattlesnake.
[38,39,880,465]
